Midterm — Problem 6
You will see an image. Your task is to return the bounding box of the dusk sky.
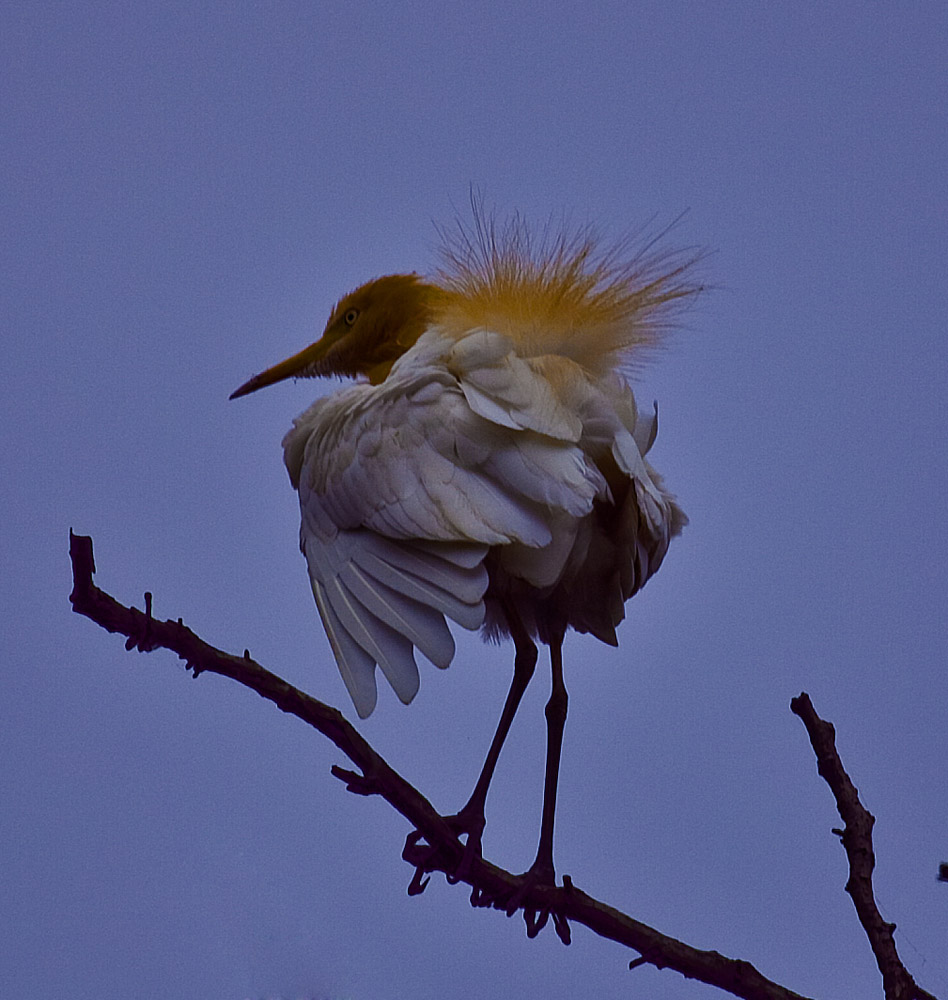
[2,4,946,998]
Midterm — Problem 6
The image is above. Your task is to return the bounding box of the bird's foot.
[401,806,486,897]
[441,804,486,885]
[504,860,571,944]
[504,858,555,917]
[402,828,450,896]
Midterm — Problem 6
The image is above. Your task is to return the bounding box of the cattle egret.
[231,212,700,893]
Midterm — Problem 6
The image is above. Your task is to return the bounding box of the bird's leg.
[445,605,537,879]
[530,631,567,883]
[504,630,568,929]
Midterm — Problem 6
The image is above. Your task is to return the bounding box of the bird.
[231,209,700,895]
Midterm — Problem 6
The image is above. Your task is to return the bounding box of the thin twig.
[790,693,937,1000]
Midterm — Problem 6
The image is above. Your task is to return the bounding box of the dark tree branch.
[68,531,930,1000]
[790,693,937,1000]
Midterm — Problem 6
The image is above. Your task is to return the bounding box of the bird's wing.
[483,360,686,645]
[284,329,608,716]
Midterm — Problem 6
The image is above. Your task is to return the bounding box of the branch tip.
[791,692,932,1000]
[330,764,378,796]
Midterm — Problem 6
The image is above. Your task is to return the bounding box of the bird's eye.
[343,308,359,326]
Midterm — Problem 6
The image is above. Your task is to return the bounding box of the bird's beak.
[229,339,330,400]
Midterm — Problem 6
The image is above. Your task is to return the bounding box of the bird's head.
[230,273,438,399]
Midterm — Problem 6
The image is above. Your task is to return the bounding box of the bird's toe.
[442,805,486,883]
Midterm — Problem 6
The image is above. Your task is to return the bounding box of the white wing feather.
[284,327,679,715]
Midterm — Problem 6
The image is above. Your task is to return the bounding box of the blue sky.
[2,4,946,998]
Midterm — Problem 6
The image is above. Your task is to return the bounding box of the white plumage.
[280,322,684,717]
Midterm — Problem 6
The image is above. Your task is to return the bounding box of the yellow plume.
[433,204,705,376]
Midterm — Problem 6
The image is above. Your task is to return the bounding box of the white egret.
[231,212,699,892]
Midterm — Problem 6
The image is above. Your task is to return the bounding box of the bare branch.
[70,530,845,999]
[790,693,937,1000]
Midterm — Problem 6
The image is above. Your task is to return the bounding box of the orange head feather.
[316,273,439,383]
[230,273,438,397]
[433,209,704,376]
